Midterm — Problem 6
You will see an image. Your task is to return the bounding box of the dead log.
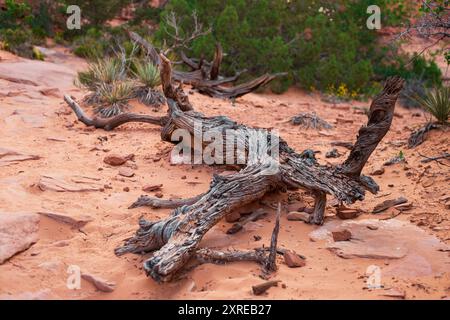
[180,50,203,70]
[419,152,450,164]
[195,248,267,265]
[64,53,404,282]
[127,30,160,66]
[195,208,282,276]
[160,55,193,111]
[340,77,404,177]
[129,31,283,99]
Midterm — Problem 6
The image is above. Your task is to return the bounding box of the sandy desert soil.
[0,46,449,300]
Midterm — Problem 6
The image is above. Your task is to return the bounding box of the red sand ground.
[0,46,448,300]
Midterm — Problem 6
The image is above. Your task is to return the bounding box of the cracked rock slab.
[38,175,103,192]
[0,212,40,264]
[310,219,450,278]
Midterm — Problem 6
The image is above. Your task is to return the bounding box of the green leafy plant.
[133,60,161,88]
[414,86,450,124]
[0,0,33,30]
[77,57,125,90]
[96,81,134,118]
[132,60,165,107]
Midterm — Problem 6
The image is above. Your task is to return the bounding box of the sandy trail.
[0,47,448,300]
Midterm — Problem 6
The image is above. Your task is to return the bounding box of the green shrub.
[374,53,442,87]
[376,53,442,107]
[77,57,125,90]
[0,28,35,58]
[72,28,109,59]
[131,5,162,25]
[399,78,428,108]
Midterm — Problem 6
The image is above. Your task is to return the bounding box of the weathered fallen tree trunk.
[64,53,404,282]
[408,122,440,148]
[128,31,284,99]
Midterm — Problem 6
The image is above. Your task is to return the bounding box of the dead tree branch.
[408,122,440,148]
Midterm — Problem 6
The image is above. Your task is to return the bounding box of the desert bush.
[71,28,112,59]
[152,0,426,95]
[0,28,35,58]
[399,78,429,108]
[376,53,442,108]
[132,60,160,88]
[132,60,165,106]
[0,0,33,30]
[0,0,48,58]
[414,86,450,124]
[133,60,161,88]
[95,81,135,117]
[375,53,442,87]
[77,54,131,116]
